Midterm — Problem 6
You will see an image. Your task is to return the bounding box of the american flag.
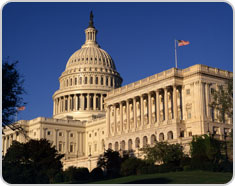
[17,106,25,111]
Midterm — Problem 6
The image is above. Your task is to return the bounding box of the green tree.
[2,60,25,127]
[2,139,64,184]
[141,142,185,166]
[190,134,223,170]
[210,79,233,123]
[97,149,122,178]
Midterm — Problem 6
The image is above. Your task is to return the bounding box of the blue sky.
[2,2,233,121]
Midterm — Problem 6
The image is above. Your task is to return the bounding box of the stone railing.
[107,64,232,98]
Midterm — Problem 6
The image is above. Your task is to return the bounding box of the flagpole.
[174,39,178,68]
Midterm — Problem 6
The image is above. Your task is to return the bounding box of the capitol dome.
[52,12,122,121]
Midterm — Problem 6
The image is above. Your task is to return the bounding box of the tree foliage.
[2,139,64,184]
[190,134,223,170]
[2,60,25,126]
[141,142,185,166]
[97,148,122,178]
[210,79,233,123]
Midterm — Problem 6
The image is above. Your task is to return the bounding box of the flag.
[17,106,25,111]
[177,40,190,46]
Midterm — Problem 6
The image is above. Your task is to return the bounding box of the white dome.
[52,12,122,121]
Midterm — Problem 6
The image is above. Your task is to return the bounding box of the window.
[89,134,91,138]
[59,132,63,137]
[180,131,184,137]
[70,133,74,137]
[94,144,97,152]
[79,77,82,84]
[110,77,113,87]
[59,143,62,152]
[101,76,103,85]
[95,132,97,136]
[47,131,51,136]
[90,77,93,84]
[70,79,72,86]
[70,144,73,152]
[189,132,192,136]
[34,132,36,136]
[75,78,77,85]
[106,77,108,86]
[186,89,190,95]
[96,77,98,84]
[85,77,88,84]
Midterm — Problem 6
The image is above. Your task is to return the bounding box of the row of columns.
[107,85,182,137]
[2,134,16,155]
[54,93,106,115]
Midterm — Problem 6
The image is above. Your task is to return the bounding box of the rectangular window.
[59,132,63,137]
[47,131,51,136]
[75,78,77,85]
[90,77,93,84]
[186,89,190,95]
[59,143,62,152]
[70,133,73,137]
[70,144,73,152]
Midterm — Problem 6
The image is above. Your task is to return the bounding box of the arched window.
[90,77,93,84]
[66,79,68,87]
[159,133,164,141]
[167,131,174,140]
[128,139,133,151]
[75,78,77,85]
[79,77,82,84]
[114,142,119,151]
[85,77,88,84]
[108,143,112,150]
[121,140,125,151]
[70,78,72,86]
[135,137,140,148]
[143,136,148,147]
[151,134,157,145]
[96,76,98,84]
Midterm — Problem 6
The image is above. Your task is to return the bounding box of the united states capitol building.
[2,13,233,170]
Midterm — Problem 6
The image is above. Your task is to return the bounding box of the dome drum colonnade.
[106,84,184,151]
[53,11,122,121]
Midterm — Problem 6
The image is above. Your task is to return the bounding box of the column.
[54,129,58,149]
[74,94,77,111]
[156,90,160,123]
[82,132,85,155]
[114,105,117,135]
[67,95,70,111]
[173,85,178,120]
[182,85,186,120]
[65,130,70,155]
[133,97,137,130]
[53,101,55,115]
[93,93,96,110]
[164,88,169,121]
[205,83,211,119]
[81,94,84,110]
[107,106,110,136]
[100,94,103,111]
[140,95,144,127]
[87,93,90,110]
[199,81,206,121]
[76,132,80,156]
[43,128,47,138]
[148,93,152,124]
[127,100,130,131]
[120,102,123,133]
